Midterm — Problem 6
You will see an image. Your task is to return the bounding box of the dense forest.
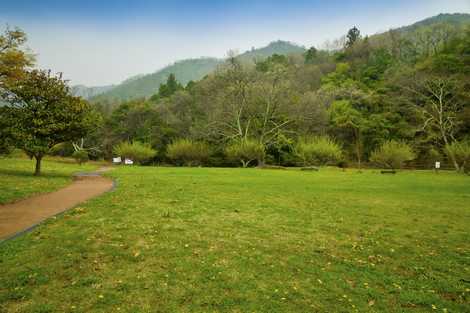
[79,14,469,169]
[2,13,470,171]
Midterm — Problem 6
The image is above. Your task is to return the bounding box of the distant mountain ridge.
[74,40,306,102]
[91,57,222,102]
[398,13,470,32]
[237,40,306,63]
[71,85,114,99]
[73,13,470,102]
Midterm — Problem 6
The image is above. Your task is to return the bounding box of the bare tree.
[406,76,463,170]
[205,58,292,148]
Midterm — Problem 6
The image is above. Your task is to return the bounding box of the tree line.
[1,22,469,174]
[90,23,469,171]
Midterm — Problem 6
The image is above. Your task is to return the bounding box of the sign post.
[435,161,440,173]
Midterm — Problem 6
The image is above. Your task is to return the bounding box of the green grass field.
[0,157,98,204]
[1,160,469,312]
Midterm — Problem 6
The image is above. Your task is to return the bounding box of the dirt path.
[0,167,114,240]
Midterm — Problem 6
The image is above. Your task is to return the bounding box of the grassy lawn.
[1,164,469,312]
[0,157,98,204]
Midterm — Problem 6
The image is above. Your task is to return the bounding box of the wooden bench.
[301,166,319,171]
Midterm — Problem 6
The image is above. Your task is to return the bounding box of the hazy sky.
[1,0,469,86]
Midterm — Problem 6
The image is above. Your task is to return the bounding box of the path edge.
[0,167,117,244]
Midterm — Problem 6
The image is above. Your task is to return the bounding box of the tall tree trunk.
[34,155,42,176]
[355,129,362,170]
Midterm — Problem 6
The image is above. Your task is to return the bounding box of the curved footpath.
[0,167,114,241]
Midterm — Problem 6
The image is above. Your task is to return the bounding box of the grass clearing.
[0,157,98,204]
[1,162,469,312]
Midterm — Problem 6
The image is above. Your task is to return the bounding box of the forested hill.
[237,40,306,63]
[91,57,222,102]
[398,13,470,32]
[78,41,305,102]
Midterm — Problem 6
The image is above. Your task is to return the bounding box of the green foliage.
[2,69,96,175]
[72,150,89,165]
[166,139,210,166]
[346,26,361,48]
[113,141,156,164]
[0,26,34,88]
[150,73,183,101]
[0,120,15,155]
[225,140,265,167]
[370,140,415,169]
[255,54,289,72]
[49,142,74,157]
[93,58,222,102]
[236,40,305,64]
[304,46,318,64]
[92,41,306,102]
[445,141,470,173]
[296,136,342,166]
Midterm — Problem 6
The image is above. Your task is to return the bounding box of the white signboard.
[113,157,122,164]
[435,161,441,169]
[124,158,134,165]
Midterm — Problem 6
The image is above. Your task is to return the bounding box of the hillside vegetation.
[92,57,221,102]
[85,41,305,102]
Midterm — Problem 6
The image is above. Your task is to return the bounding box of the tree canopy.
[2,70,97,175]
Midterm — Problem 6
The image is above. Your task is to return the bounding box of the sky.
[1,0,469,86]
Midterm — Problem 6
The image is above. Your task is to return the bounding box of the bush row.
[107,137,470,170]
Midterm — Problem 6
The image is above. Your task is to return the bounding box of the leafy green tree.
[255,54,289,72]
[0,26,35,154]
[329,100,367,169]
[304,46,318,64]
[2,70,96,175]
[346,26,361,48]
[150,73,183,100]
[0,26,34,88]
[105,99,154,144]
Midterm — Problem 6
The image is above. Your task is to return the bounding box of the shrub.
[49,142,74,157]
[370,140,415,170]
[113,141,156,164]
[445,141,470,173]
[296,136,342,166]
[72,150,89,165]
[166,139,210,166]
[225,139,265,168]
